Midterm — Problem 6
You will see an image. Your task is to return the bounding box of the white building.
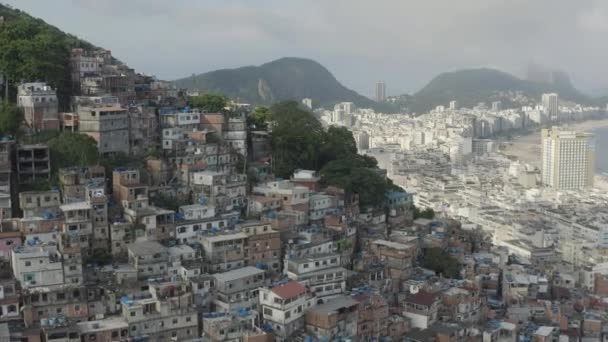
[302,98,313,110]
[541,128,595,190]
[11,244,64,288]
[259,280,314,341]
[17,82,59,131]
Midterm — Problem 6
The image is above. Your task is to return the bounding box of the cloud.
[5,0,608,95]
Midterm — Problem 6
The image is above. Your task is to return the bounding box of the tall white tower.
[541,128,595,190]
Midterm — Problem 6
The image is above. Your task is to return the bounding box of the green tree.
[189,93,228,112]
[0,100,23,136]
[413,206,435,219]
[421,247,461,279]
[248,105,270,130]
[319,126,357,165]
[320,156,393,207]
[0,19,70,102]
[269,101,324,177]
[47,132,99,171]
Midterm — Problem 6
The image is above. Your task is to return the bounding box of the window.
[303,263,309,269]
[172,319,178,325]
[186,316,191,322]
[25,261,31,267]
[130,311,136,317]
[263,308,273,316]
[57,293,65,300]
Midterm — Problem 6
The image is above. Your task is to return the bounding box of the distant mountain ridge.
[403,68,594,113]
[173,57,387,110]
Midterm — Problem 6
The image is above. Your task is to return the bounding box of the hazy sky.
[4,0,608,97]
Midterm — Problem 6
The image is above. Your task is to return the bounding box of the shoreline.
[500,118,608,169]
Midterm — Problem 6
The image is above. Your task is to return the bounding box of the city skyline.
[4,0,608,97]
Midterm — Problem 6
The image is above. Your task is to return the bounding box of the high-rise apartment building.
[375,81,386,102]
[449,100,458,110]
[491,101,502,112]
[541,128,595,190]
[542,93,559,121]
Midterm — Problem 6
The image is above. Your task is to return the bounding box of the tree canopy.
[46,132,99,171]
[319,126,358,166]
[248,105,270,130]
[189,94,228,112]
[269,101,324,178]
[320,156,393,207]
[421,247,461,279]
[0,101,23,137]
[0,11,90,105]
[414,207,436,220]
[267,101,401,207]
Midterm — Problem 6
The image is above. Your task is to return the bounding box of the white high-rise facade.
[301,98,312,110]
[542,93,559,121]
[541,128,595,190]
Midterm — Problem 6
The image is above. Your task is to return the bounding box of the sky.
[4,0,608,97]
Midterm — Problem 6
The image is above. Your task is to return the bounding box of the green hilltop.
[173,57,392,111]
[402,68,593,113]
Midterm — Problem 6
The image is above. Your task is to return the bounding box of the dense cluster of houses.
[2,47,608,342]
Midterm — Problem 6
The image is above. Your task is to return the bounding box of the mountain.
[0,3,95,107]
[405,68,593,113]
[173,57,386,110]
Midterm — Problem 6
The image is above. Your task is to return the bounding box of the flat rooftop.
[77,318,128,333]
[128,241,166,256]
[214,266,264,283]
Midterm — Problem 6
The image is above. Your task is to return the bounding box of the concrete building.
[239,221,281,274]
[121,282,198,342]
[17,82,59,131]
[449,100,458,110]
[0,139,13,219]
[305,296,359,341]
[77,99,129,156]
[60,201,93,254]
[202,309,262,341]
[18,190,61,219]
[16,145,50,184]
[213,266,266,312]
[224,116,248,156]
[285,253,346,303]
[200,232,248,273]
[542,93,559,121]
[259,280,314,341]
[77,318,129,342]
[491,101,502,112]
[403,290,440,329]
[127,241,168,280]
[541,128,595,190]
[11,244,64,289]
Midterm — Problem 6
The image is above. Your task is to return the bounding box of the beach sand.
[501,119,608,168]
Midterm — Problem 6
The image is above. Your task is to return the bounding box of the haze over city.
[4,1,608,341]
[5,0,608,96]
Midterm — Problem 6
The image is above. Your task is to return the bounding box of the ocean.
[593,126,608,173]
